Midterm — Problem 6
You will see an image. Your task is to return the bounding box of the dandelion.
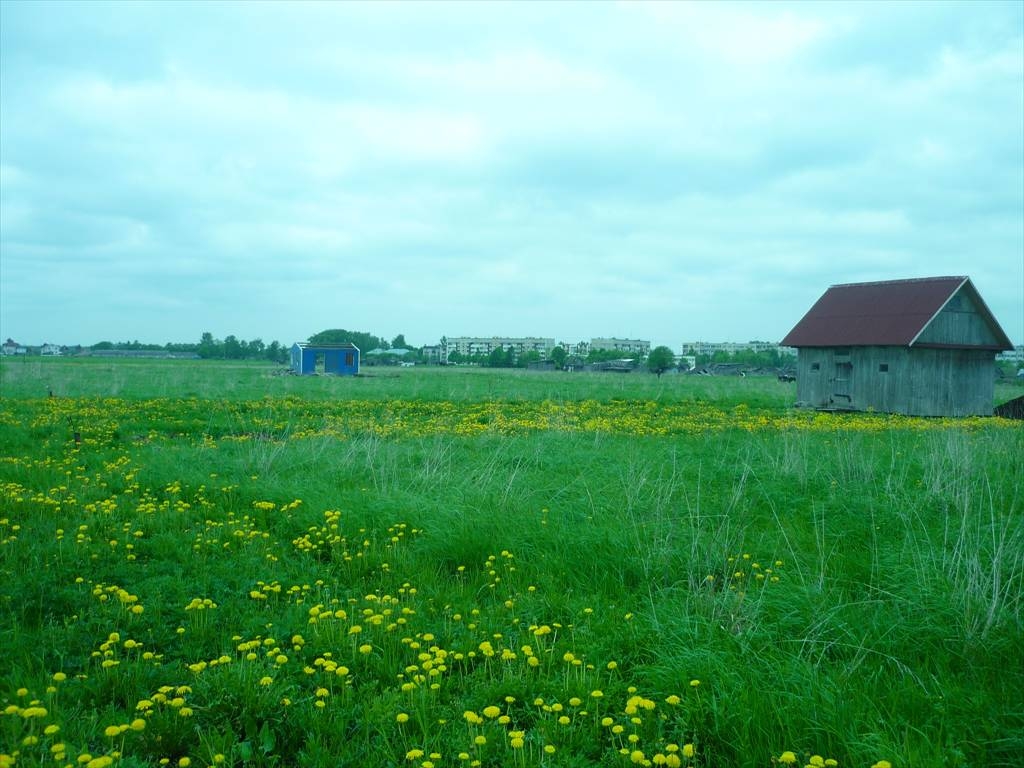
[682,744,695,758]
[779,752,798,765]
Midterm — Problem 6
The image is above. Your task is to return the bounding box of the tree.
[647,346,676,377]
[223,335,242,360]
[487,346,512,368]
[391,334,411,350]
[517,350,541,368]
[198,332,222,359]
[550,346,567,369]
[309,329,386,353]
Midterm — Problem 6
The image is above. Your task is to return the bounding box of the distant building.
[290,342,360,375]
[781,276,1013,416]
[589,338,651,356]
[560,340,591,358]
[997,345,1024,363]
[445,337,556,359]
[41,343,62,356]
[681,341,796,357]
[420,345,443,364]
[2,339,26,356]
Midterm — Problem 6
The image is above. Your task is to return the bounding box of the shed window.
[345,352,354,366]
[879,363,889,373]
[810,363,820,371]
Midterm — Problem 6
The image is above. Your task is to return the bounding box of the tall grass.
[1,363,1021,767]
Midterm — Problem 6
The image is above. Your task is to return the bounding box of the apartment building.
[996,345,1024,363]
[589,337,651,356]
[681,341,797,357]
[445,337,556,359]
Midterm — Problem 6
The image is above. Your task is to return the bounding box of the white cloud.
[1,1,1020,347]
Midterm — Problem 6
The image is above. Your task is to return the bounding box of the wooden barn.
[780,276,1012,416]
[290,342,360,375]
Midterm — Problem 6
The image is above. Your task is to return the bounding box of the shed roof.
[293,342,360,351]
[781,276,1012,350]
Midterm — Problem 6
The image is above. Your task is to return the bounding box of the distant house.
[290,342,360,375]
[781,276,1013,416]
[2,338,27,355]
[41,343,62,356]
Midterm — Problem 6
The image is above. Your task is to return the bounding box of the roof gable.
[781,276,1012,350]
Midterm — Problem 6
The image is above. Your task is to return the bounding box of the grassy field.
[1,359,1022,768]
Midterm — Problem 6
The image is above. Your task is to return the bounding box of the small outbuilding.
[290,342,360,375]
[780,276,1013,416]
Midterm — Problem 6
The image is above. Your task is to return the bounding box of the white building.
[445,337,556,359]
[997,345,1024,363]
[589,337,651,356]
[681,341,797,358]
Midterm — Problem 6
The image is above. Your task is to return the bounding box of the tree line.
[88,329,419,364]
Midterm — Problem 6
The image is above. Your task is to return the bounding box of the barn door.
[832,354,853,406]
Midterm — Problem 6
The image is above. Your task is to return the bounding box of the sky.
[1,0,1022,351]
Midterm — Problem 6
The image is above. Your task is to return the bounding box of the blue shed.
[290,342,360,375]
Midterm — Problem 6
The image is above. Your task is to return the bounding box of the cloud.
[1,1,1020,348]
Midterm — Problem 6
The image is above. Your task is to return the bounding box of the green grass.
[1,357,798,407]
[1,360,1022,768]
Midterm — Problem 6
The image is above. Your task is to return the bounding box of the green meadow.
[1,358,1022,768]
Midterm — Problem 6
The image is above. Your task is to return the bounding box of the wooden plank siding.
[795,346,995,416]
[785,278,1011,417]
[913,290,1005,348]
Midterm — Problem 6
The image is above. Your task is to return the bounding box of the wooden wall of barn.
[794,346,996,416]
[914,287,1004,347]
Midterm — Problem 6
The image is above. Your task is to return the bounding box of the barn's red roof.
[781,276,1012,349]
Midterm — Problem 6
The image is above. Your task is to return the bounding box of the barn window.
[810,363,820,371]
[879,363,889,372]
[345,352,354,366]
